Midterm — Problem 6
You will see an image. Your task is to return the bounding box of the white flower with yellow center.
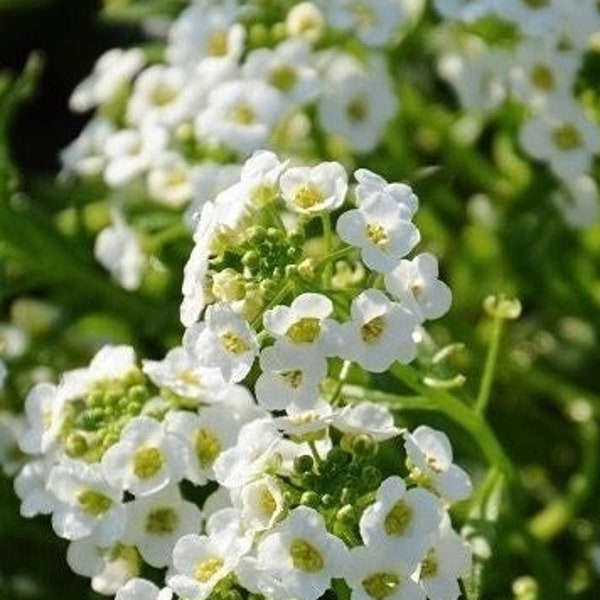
[263,293,340,359]
[165,407,243,484]
[47,459,125,545]
[317,53,397,153]
[344,544,425,600]
[101,416,187,497]
[354,169,418,217]
[195,80,285,158]
[332,401,401,442]
[273,400,334,440]
[519,97,600,182]
[166,0,243,68]
[336,192,420,273]
[360,476,442,567]
[146,152,195,208]
[321,0,407,46]
[280,161,348,215]
[243,39,319,106]
[286,2,325,43]
[143,346,227,405]
[255,342,327,412]
[246,506,348,600]
[234,475,286,533]
[69,47,145,113]
[417,514,471,600]
[183,302,259,383]
[384,253,452,323]
[213,418,282,489]
[337,289,419,373]
[404,426,472,503]
[168,530,252,600]
[116,578,173,600]
[123,484,202,567]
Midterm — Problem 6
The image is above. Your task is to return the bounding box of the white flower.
[404,426,472,503]
[183,302,259,383]
[59,118,115,179]
[286,2,325,43]
[553,174,600,228]
[234,475,286,533]
[14,458,56,517]
[147,152,195,207]
[557,0,600,50]
[332,402,401,442]
[354,169,418,217]
[255,342,327,412]
[243,39,319,106]
[166,0,243,67]
[317,54,397,153]
[103,124,169,187]
[321,0,407,46]
[360,476,443,567]
[336,192,420,273]
[165,406,243,484]
[492,0,562,36]
[384,253,452,322]
[94,210,145,291]
[519,98,600,182]
[195,80,285,158]
[116,578,173,600]
[101,416,187,497]
[213,418,281,488]
[280,161,348,215]
[48,459,125,545]
[263,293,339,358]
[69,48,145,112]
[19,382,66,455]
[273,400,334,439]
[142,346,227,404]
[508,40,580,110]
[123,485,202,567]
[344,544,425,600]
[337,289,419,372]
[432,0,494,21]
[245,506,349,600]
[168,530,251,600]
[417,515,471,600]
[180,202,218,327]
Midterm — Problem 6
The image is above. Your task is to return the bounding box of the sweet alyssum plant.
[13,152,473,600]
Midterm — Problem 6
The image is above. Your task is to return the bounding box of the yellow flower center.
[365,223,389,249]
[530,64,555,91]
[230,104,256,125]
[133,446,164,479]
[362,572,401,600]
[195,428,222,468]
[347,96,368,123]
[420,549,439,578]
[384,500,413,536]
[194,557,224,582]
[146,507,180,534]
[77,490,113,517]
[150,85,177,107]
[270,65,298,93]
[294,185,324,210]
[280,369,304,388]
[523,0,548,8]
[286,317,321,344]
[220,331,250,355]
[361,315,385,344]
[552,123,583,151]
[290,539,324,572]
[261,488,277,515]
[208,31,229,57]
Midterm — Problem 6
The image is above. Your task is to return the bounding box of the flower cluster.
[59,0,425,289]
[13,156,471,600]
[432,0,600,226]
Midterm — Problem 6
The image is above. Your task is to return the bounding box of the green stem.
[250,281,293,331]
[315,245,354,270]
[475,314,505,416]
[308,440,324,466]
[344,373,516,480]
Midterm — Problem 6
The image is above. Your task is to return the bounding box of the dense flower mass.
[12,153,470,600]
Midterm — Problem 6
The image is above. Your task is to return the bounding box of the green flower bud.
[65,433,88,457]
[362,465,382,490]
[242,250,261,270]
[321,494,336,508]
[300,491,320,508]
[294,454,314,474]
[351,434,377,458]
[328,447,352,466]
[340,487,356,505]
[336,504,357,525]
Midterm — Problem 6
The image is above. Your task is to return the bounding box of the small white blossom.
[14,458,56,517]
[234,475,286,533]
[553,174,600,228]
[286,2,325,43]
[183,302,259,383]
[280,161,348,215]
[101,416,187,497]
[337,289,419,372]
[360,475,443,567]
[384,253,452,322]
[354,169,418,217]
[404,426,472,503]
[116,578,173,600]
[333,402,401,442]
